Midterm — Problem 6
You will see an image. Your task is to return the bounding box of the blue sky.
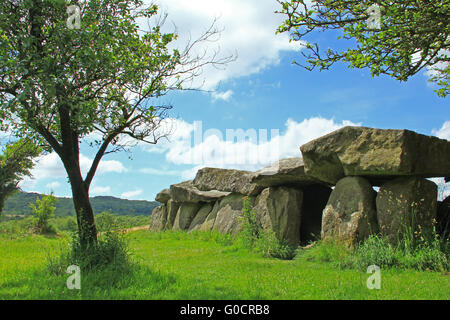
[15,0,450,201]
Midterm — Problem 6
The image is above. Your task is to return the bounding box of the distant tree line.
[3,192,158,217]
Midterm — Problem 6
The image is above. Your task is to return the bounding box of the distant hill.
[3,192,159,217]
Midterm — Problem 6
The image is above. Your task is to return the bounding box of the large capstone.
[376,177,437,244]
[155,188,171,204]
[251,157,329,187]
[300,126,450,185]
[193,167,262,196]
[254,187,303,246]
[170,180,231,203]
[322,176,378,244]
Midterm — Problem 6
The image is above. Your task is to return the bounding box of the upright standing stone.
[213,193,249,235]
[188,203,214,232]
[173,202,202,230]
[199,201,221,231]
[254,187,303,246]
[164,199,180,230]
[322,176,378,244]
[149,205,167,231]
[376,177,437,244]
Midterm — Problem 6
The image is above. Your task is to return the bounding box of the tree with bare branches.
[0,0,232,248]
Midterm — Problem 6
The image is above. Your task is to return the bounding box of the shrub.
[256,230,297,260]
[239,196,262,250]
[95,211,119,233]
[352,235,399,269]
[354,233,448,272]
[0,216,35,238]
[53,216,78,233]
[30,193,58,234]
[299,232,449,272]
[341,206,449,272]
[48,230,132,275]
[297,238,355,268]
[402,243,448,271]
[95,212,149,232]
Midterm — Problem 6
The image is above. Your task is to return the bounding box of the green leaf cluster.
[0,139,41,215]
[277,0,449,97]
[29,192,58,234]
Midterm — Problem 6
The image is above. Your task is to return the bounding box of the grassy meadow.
[0,229,448,300]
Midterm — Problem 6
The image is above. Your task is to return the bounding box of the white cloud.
[412,48,449,89]
[84,156,126,176]
[424,49,449,83]
[139,167,181,176]
[141,118,195,155]
[0,131,15,141]
[121,189,143,199]
[19,152,127,190]
[432,121,450,141]
[212,90,233,102]
[181,165,205,180]
[45,181,61,190]
[91,186,111,195]
[149,117,360,179]
[149,0,300,91]
[18,153,64,189]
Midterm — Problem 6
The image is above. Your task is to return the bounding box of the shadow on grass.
[0,263,178,300]
[0,264,252,300]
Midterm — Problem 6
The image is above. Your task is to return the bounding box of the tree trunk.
[54,101,98,250]
[71,176,97,249]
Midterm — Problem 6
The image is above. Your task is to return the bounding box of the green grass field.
[0,230,448,300]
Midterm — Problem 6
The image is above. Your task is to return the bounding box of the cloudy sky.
[11,0,450,201]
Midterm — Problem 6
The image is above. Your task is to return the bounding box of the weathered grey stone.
[170,180,231,203]
[300,185,332,245]
[155,188,171,204]
[254,187,303,246]
[322,177,378,244]
[252,158,328,187]
[300,126,450,185]
[173,202,201,230]
[164,199,180,229]
[188,203,214,232]
[149,205,167,231]
[193,167,262,196]
[213,193,249,235]
[199,201,221,231]
[376,177,437,244]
